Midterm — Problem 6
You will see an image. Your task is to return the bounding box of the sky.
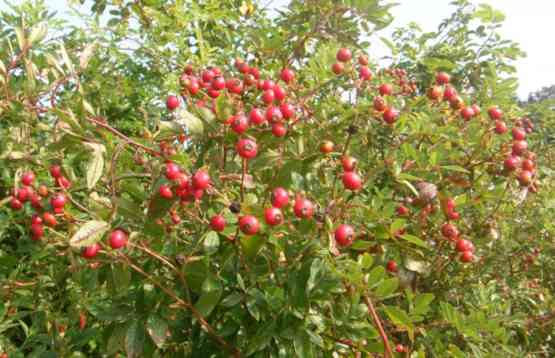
[9,0,555,99]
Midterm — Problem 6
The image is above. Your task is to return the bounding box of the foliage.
[0,0,553,357]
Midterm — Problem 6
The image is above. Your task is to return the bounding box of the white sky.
[8,0,555,99]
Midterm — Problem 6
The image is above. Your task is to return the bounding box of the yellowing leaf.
[84,143,105,189]
[69,220,110,247]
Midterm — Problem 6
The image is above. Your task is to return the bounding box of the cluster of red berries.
[427,71,481,121]
[439,197,475,262]
[158,162,211,203]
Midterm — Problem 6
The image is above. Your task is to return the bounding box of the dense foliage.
[0,0,553,357]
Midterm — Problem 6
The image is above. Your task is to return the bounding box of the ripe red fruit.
[165,162,181,180]
[383,107,399,124]
[373,96,386,111]
[236,138,258,159]
[460,107,475,121]
[443,86,457,102]
[335,224,354,247]
[30,195,42,210]
[31,214,43,225]
[521,159,535,171]
[460,251,474,263]
[231,115,249,134]
[436,71,450,85]
[504,156,520,171]
[211,76,226,90]
[279,102,295,119]
[494,120,507,134]
[280,68,295,83]
[455,239,472,253]
[159,185,173,199]
[30,223,44,240]
[201,69,215,83]
[512,127,526,141]
[166,95,180,111]
[320,141,334,154]
[442,198,456,214]
[261,80,275,91]
[264,207,283,226]
[50,194,66,209]
[43,212,58,227]
[512,140,528,156]
[192,171,210,190]
[447,211,460,221]
[378,83,393,96]
[358,55,369,66]
[262,89,275,104]
[271,123,287,137]
[359,66,372,80]
[273,85,286,101]
[331,62,344,75]
[341,156,357,172]
[239,215,260,235]
[471,104,481,115]
[427,86,443,100]
[441,223,459,239]
[336,48,352,62]
[449,96,464,110]
[265,106,283,123]
[293,198,314,219]
[38,185,49,197]
[271,187,289,208]
[342,171,362,191]
[109,229,128,249]
[21,171,35,186]
[396,205,409,216]
[249,108,265,125]
[79,312,87,330]
[518,170,533,186]
[249,67,260,79]
[82,243,101,259]
[210,215,226,232]
[207,89,220,98]
[386,260,398,273]
[488,106,503,120]
[16,187,29,202]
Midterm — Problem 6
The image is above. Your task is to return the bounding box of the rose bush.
[0,0,553,357]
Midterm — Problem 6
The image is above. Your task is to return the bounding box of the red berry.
[264,207,283,226]
[335,224,354,247]
[43,212,57,227]
[239,215,260,235]
[280,68,295,83]
[512,127,526,141]
[494,120,507,134]
[38,185,49,197]
[159,185,173,199]
[460,251,474,263]
[518,170,533,186]
[249,108,265,125]
[447,211,460,221]
[383,107,399,124]
[271,123,287,137]
[488,106,503,120]
[336,48,352,62]
[30,223,44,240]
[192,171,210,190]
[441,223,459,239]
[373,96,386,111]
[386,260,398,273]
[504,156,520,171]
[31,214,43,225]
[109,229,128,249]
[359,66,372,80]
[471,104,481,115]
[341,156,357,172]
[231,115,249,134]
[30,194,42,210]
[396,205,409,216]
[273,84,286,101]
[342,172,362,191]
[427,86,443,100]
[166,95,180,111]
[21,171,35,186]
[331,62,344,75]
[16,187,29,202]
[455,239,472,253]
[211,76,226,90]
[265,106,283,123]
[262,89,275,104]
[512,140,528,156]
[358,55,369,66]
[57,176,71,189]
[271,188,289,208]
[50,194,66,209]
[443,198,456,213]
[522,159,535,171]
[378,83,393,96]
[395,344,405,353]
[460,107,475,121]
[279,102,295,119]
[443,86,457,101]
[293,198,314,219]
[249,67,260,79]
[236,138,258,159]
[210,215,226,232]
[165,162,181,181]
[436,71,450,85]
[201,69,215,83]
[207,89,220,98]
[261,80,275,91]
[82,243,101,259]
[320,141,334,154]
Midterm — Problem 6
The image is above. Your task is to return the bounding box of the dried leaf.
[69,220,110,247]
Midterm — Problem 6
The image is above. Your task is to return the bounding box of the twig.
[363,294,394,358]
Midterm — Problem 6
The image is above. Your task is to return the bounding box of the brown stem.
[240,158,247,202]
[363,294,394,358]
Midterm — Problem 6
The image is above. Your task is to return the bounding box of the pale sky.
[9,0,555,99]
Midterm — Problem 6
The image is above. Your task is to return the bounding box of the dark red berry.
[192,171,211,190]
[236,138,258,159]
[293,198,314,219]
[159,185,174,199]
[82,243,101,259]
[166,95,180,111]
[239,215,260,235]
[271,187,289,208]
[210,215,226,232]
[109,229,128,249]
[342,172,362,191]
[336,48,352,62]
[264,207,283,226]
[335,224,354,247]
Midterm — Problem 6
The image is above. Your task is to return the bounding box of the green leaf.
[177,109,204,135]
[125,320,145,358]
[442,165,470,174]
[383,306,413,331]
[400,234,428,249]
[368,266,386,287]
[374,278,399,298]
[294,330,314,358]
[146,315,169,348]
[413,293,435,316]
[194,276,223,317]
[69,220,110,248]
[203,231,220,255]
[359,253,374,269]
